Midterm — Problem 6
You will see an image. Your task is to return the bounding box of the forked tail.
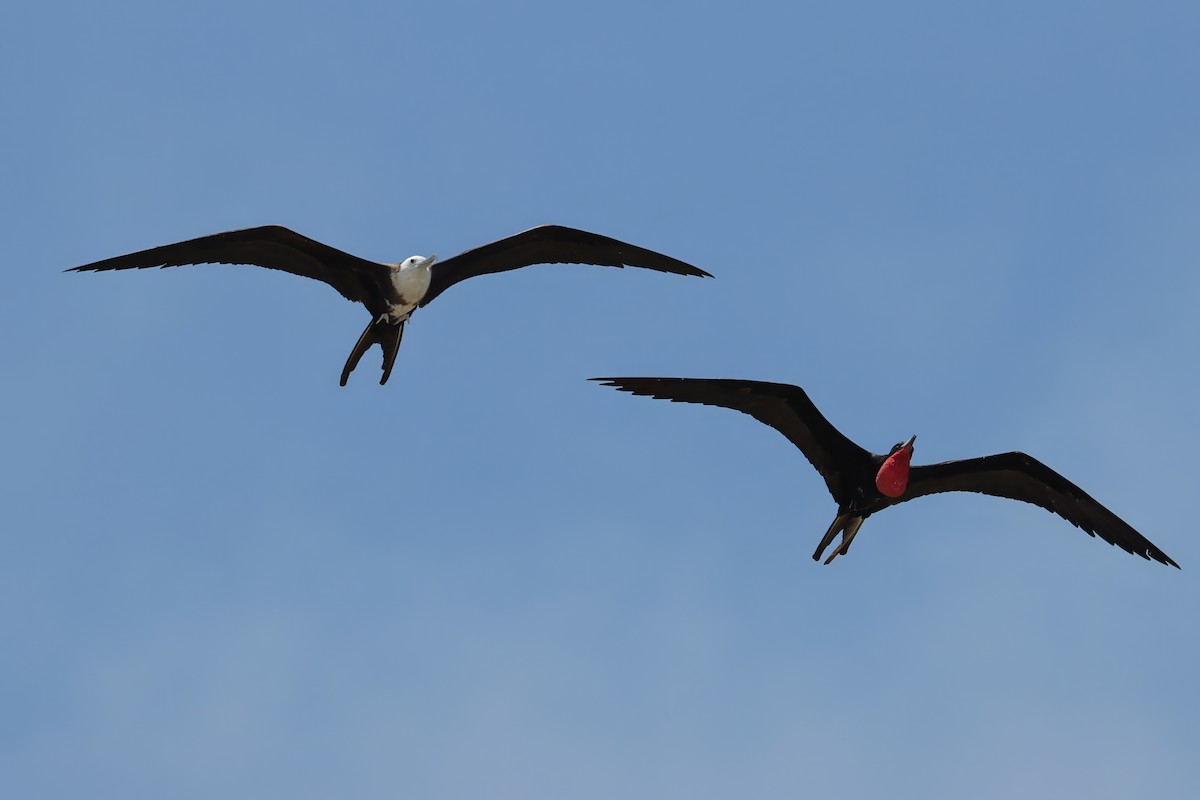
[813,513,866,565]
[341,316,406,386]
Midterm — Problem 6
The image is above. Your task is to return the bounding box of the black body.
[594,377,1177,568]
[69,225,710,385]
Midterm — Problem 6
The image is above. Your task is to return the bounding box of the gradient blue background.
[2,1,1197,797]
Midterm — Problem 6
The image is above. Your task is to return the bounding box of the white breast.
[386,262,433,322]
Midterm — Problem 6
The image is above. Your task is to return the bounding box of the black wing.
[68,226,389,310]
[906,452,1178,567]
[593,378,874,504]
[420,225,710,307]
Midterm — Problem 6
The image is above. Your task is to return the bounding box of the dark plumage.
[594,377,1177,568]
[69,225,709,385]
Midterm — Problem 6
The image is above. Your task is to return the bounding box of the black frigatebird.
[593,377,1177,568]
[69,225,710,385]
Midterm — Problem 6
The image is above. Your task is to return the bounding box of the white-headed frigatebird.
[69,225,710,385]
[593,377,1177,568]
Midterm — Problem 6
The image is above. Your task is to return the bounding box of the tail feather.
[378,322,405,385]
[813,515,848,562]
[823,516,865,565]
[341,317,405,387]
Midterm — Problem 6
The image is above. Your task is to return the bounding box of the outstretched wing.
[68,226,388,308]
[592,377,874,504]
[907,452,1177,567]
[420,225,710,307]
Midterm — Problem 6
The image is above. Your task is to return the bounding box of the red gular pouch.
[875,440,915,498]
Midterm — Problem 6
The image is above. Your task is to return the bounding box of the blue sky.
[2,1,1198,797]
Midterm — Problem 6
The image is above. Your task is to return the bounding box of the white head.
[399,254,438,270]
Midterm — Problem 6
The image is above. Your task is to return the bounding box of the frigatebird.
[593,377,1177,568]
[69,225,709,385]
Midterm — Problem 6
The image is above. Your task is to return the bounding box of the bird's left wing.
[68,226,387,308]
[420,225,710,307]
[906,452,1178,567]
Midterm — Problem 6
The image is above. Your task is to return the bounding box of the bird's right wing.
[593,377,873,502]
[68,226,388,308]
[906,452,1178,567]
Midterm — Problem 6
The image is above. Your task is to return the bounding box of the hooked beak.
[902,434,917,450]
[422,254,438,267]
